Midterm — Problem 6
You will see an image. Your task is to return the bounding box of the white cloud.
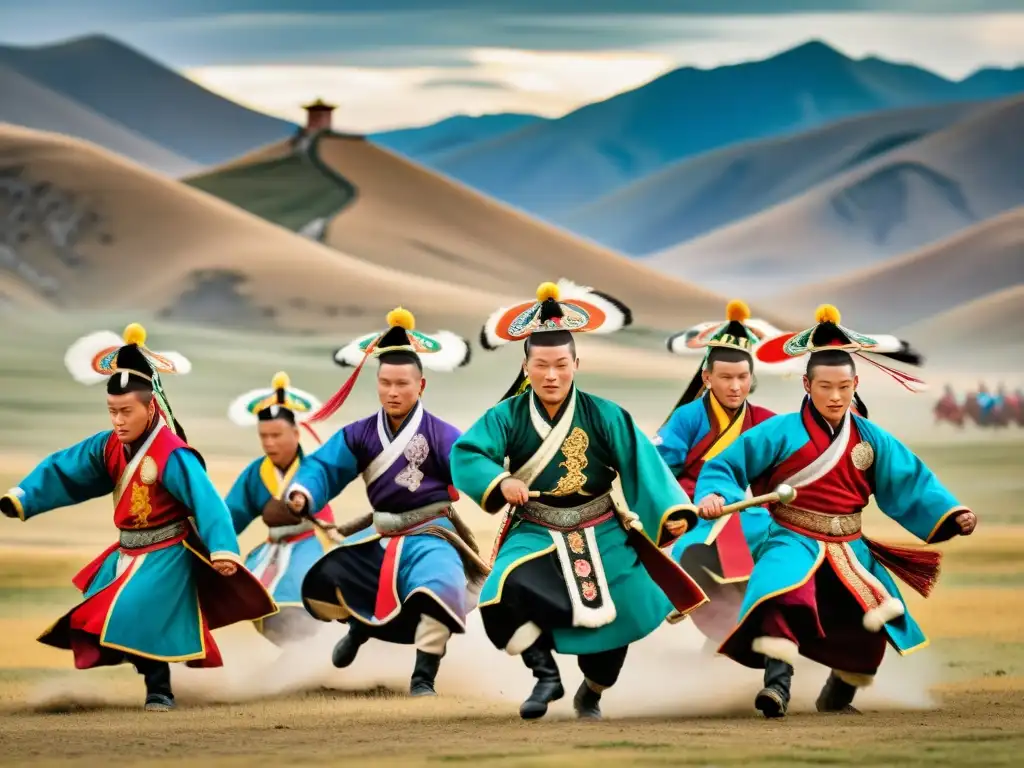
[183,12,1024,132]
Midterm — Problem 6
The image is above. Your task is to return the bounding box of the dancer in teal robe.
[1,323,276,712]
[451,280,705,721]
[696,305,974,718]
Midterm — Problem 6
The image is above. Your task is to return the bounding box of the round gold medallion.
[851,441,874,471]
[140,456,158,485]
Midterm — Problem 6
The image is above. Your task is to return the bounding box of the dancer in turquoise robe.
[697,305,974,718]
[656,299,776,644]
[226,371,335,645]
[1,323,275,712]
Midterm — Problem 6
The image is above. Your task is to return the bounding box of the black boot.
[133,658,174,712]
[331,625,367,669]
[573,681,602,720]
[519,641,564,720]
[410,650,442,697]
[816,672,861,714]
[755,658,794,718]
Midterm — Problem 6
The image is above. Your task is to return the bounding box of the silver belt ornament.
[119,520,188,549]
[520,493,614,529]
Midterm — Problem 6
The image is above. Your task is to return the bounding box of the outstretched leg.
[574,645,629,720]
[331,622,368,668]
[518,628,565,720]
[410,614,450,697]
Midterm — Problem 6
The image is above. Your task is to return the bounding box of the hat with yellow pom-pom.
[62,322,194,439]
[756,304,927,392]
[661,298,765,416]
[311,306,471,423]
[479,278,632,401]
[228,370,324,439]
[64,322,192,389]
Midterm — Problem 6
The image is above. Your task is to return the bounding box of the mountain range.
[0,35,295,173]
[1,33,1022,368]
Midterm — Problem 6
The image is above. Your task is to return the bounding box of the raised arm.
[450,404,512,514]
[1,432,114,521]
[164,449,242,564]
[285,427,360,515]
[860,418,973,544]
[601,401,696,546]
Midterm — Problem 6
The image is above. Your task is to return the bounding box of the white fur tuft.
[556,278,630,334]
[63,330,123,385]
[504,621,543,656]
[420,331,471,371]
[752,636,799,665]
[834,669,875,688]
[863,598,905,632]
[333,332,381,367]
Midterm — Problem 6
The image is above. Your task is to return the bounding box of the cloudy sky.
[2,1,1023,131]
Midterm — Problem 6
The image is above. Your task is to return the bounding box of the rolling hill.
[370,113,545,165]
[897,285,1024,369]
[561,99,986,256]
[428,41,1024,219]
[0,35,296,170]
[185,131,794,334]
[645,94,1024,298]
[0,123,508,334]
[0,63,200,178]
[0,124,742,382]
[776,207,1024,330]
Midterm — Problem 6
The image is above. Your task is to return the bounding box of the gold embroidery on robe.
[129,483,153,528]
[548,427,590,497]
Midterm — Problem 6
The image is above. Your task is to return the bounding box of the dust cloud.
[27,612,948,719]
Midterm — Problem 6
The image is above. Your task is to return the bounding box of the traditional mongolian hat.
[310,307,471,423]
[63,322,192,441]
[665,299,762,415]
[480,279,632,401]
[756,304,927,415]
[228,371,324,443]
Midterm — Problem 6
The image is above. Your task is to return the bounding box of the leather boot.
[573,681,602,720]
[816,672,861,713]
[518,641,564,720]
[754,658,794,718]
[133,658,174,712]
[409,650,442,697]
[331,625,367,669]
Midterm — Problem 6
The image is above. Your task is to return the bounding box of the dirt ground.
[0,436,1022,766]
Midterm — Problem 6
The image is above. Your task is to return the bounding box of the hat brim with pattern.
[228,385,322,427]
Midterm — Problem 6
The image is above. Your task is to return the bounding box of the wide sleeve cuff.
[209,550,243,565]
[926,505,970,544]
[1,489,25,521]
[480,471,511,514]
[656,503,699,547]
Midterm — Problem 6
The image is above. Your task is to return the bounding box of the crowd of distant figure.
[934,383,1023,428]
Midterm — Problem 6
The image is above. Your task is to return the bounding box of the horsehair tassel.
[309,345,373,423]
[864,536,941,597]
[856,352,928,393]
[300,420,323,445]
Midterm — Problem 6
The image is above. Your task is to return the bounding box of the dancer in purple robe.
[285,308,477,696]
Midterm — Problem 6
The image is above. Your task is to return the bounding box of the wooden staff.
[665,484,797,536]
